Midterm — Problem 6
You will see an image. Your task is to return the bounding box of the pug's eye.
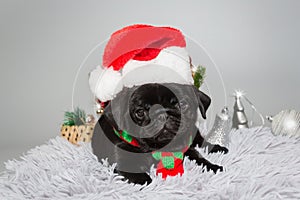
[170,97,178,105]
[135,109,146,119]
[144,103,151,110]
[179,99,188,111]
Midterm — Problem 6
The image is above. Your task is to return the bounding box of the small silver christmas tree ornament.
[266,109,300,137]
[206,107,231,147]
[232,90,249,129]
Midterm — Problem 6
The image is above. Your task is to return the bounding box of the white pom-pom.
[89,66,122,102]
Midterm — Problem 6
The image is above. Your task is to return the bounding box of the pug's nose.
[157,112,167,122]
[149,104,168,122]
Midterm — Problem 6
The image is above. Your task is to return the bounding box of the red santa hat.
[89,24,194,102]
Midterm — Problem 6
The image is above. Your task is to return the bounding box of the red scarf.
[113,128,191,179]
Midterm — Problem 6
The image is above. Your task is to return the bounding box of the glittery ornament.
[96,109,104,115]
[86,114,95,124]
[232,91,249,129]
[95,99,104,115]
[206,107,231,147]
[267,109,300,137]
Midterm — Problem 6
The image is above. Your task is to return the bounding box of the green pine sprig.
[63,107,86,126]
[193,65,206,89]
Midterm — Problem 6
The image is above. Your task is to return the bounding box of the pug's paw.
[114,169,152,185]
[206,164,223,174]
[209,144,229,154]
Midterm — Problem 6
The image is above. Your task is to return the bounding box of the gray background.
[0,0,299,171]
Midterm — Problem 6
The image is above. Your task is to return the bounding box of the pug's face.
[107,83,211,152]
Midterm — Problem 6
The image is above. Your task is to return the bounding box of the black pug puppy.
[92,83,228,185]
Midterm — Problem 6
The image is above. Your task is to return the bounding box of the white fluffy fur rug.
[1,127,300,200]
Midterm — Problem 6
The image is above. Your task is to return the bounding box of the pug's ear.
[194,87,211,119]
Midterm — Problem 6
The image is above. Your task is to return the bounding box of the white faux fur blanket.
[1,127,300,200]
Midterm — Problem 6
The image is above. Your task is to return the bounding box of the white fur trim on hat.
[89,46,193,102]
[122,46,193,85]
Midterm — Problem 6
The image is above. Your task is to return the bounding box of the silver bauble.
[267,109,300,137]
[206,107,231,147]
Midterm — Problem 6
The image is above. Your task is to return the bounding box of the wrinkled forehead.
[130,84,176,103]
[129,83,196,105]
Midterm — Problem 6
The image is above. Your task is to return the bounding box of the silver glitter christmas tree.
[206,107,231,147]
[232,91,249,129]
